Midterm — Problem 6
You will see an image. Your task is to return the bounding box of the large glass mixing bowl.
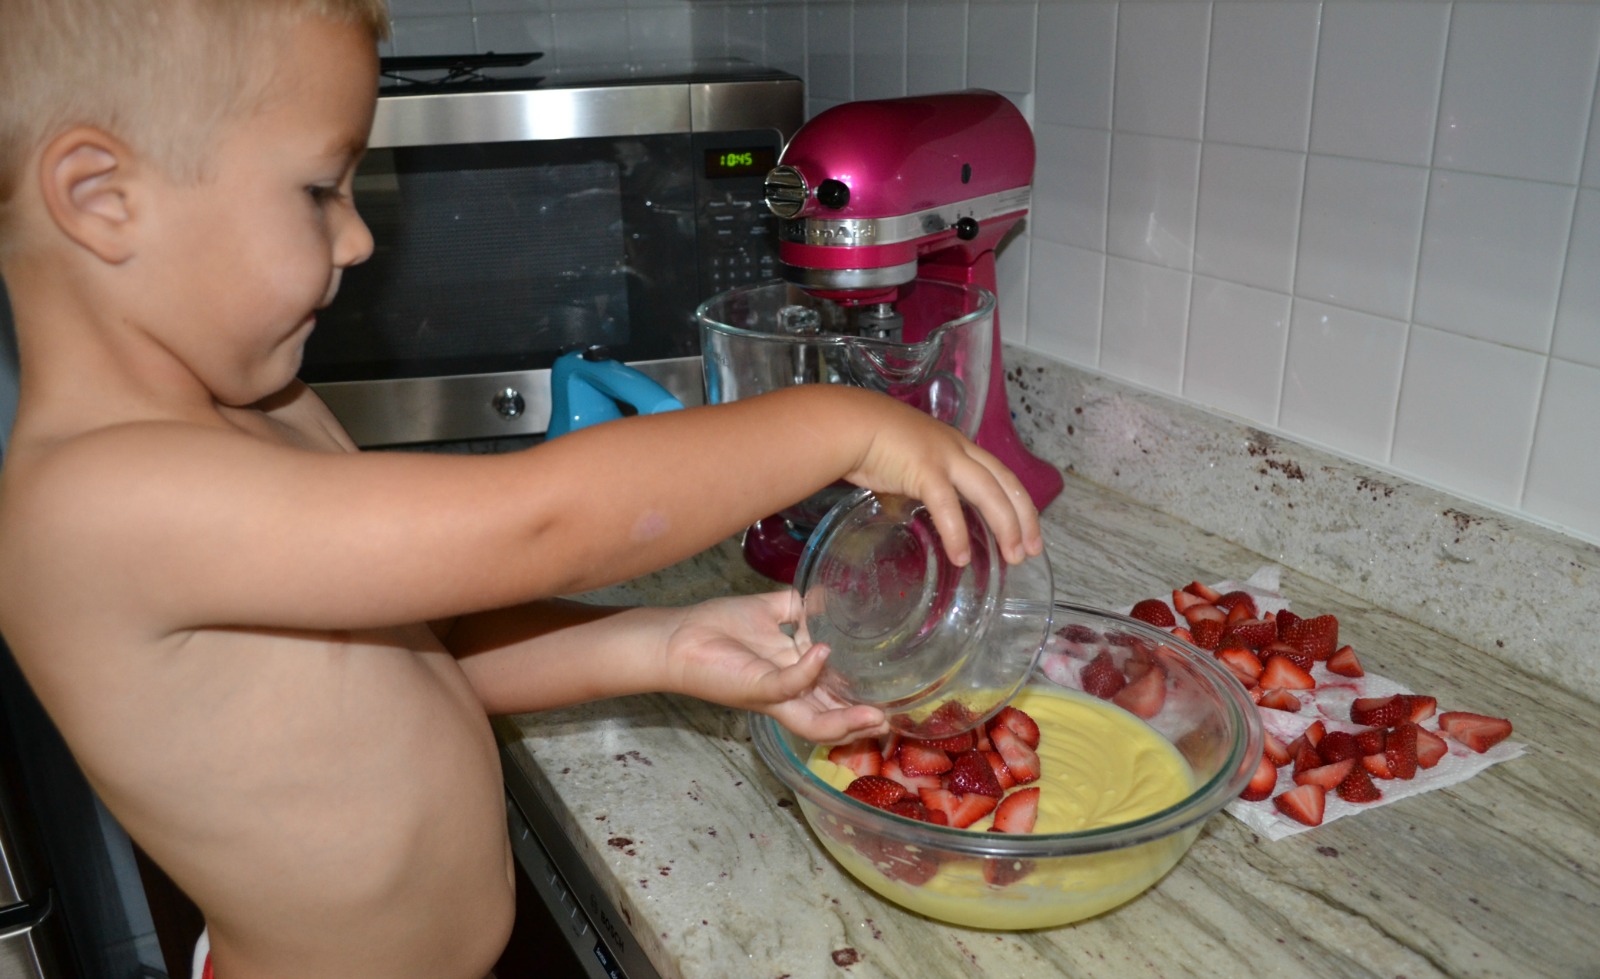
[698,279,996,578]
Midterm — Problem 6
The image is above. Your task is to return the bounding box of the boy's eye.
[307,184,342,204]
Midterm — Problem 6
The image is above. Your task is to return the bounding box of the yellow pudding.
[803,685,1200,929]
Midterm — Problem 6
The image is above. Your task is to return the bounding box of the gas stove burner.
[379,52,543,89]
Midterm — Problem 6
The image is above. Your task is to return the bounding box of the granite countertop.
[494,465,1600,978]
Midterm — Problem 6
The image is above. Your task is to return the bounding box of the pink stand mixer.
[700,90,1064,582]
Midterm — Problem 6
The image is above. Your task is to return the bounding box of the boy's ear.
[38,127,139,264]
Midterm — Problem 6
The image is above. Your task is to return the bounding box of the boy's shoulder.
[0,382,352,569]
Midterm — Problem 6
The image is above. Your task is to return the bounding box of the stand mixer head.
[765,90,1063,511]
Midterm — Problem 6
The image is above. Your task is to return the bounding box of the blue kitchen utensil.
[546,346,683,438]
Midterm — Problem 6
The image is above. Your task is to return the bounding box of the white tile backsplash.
[1280,300,1408,465]
[1100,256,1190,394]
[968,2,1036,94]
[1107,132,1200,270]
[1413,170,1573,353]
[1034,3,1115,130]
[1554,188,1600,370]
[1523,358,1600,542]
[1295,155,1428,322]
[1183,276,1290,427]
[1432,3,1600,185]
[386,0,1600,546]
[1193,142,1304,294]
[1392,326,1545,508]
[1204,2,1318,152]
[1309,2,1449,167]
[1113,2,1211,141]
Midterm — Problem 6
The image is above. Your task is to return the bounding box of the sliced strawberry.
[1171,589,1212,614]
[827,738,883,778]
[983,855,1036,888]
[1300,720,1327,748]
[983,749,1017,790]
[988,706,1041,749]
[861,838,941,885]
[881,757,942,793]
[1281,613,1339,661]
[1402,694,1438,724]
[1361,752,1394,779]
[990,727,1042,785]
[1216,646,1264,686]
[911,729,976,753]
[943,750,1004,798]
[1241,753,1279,801]
[1274,609,1302,639]
[1350,694,1410,727]
[1336,767,1382,803]
[952,792,999,828]
[1293,758,1355,790]
[1259,654,1316,690]
[1263,732,1292,767]
[1258,688,1303,712]
[1215,590,1259,618]
[1224,601,1255,628]
[897,742,953,777]
[1261,641,1314,672]
[1128,598,1177,628]
[1273,783,1326,826]
[1181,602,1227,629]
[1291,742,1324,776]
[1317,730,1360,763]
[1112,666,1167,718]
[1079,651,1127,700]
[1353,728,1386,755]
[913,699,979,740]
[886,797,941,823]
[990,787,1040,834]
[1219,618,1276,651]
[1325,645,1364,677]
[917,787,997,829]
[1182,580,1224,603]
[1384,722,1419,780]
[1415,726,1449,768]
[1169,626,1196,645]
[1190,618,1225,651]
[844,775,907,810]
[1438,712,1513,753]
[880,732,902,760]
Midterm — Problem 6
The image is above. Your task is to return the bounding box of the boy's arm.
[29,384,1041,637]
[433,594,889,744]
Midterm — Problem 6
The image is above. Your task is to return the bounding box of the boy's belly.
[77,625,516,979]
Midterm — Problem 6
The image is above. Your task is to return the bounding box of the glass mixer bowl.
[698,278,997,580]
[793,488,1053,737]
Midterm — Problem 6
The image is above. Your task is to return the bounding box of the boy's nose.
[335,207,375,268]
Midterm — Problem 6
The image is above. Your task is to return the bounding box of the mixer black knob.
[956,216,981,240]
[817,179,851,210]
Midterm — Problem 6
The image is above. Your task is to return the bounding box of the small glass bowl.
[792,489,1053,737]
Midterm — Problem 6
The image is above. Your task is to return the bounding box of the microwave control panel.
[694,132,784,296]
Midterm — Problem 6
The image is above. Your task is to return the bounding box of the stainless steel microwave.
[303,57,803,447]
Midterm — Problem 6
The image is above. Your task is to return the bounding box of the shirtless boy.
[0,2,1043,977]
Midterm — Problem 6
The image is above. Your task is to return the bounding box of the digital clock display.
[704,146,777,179]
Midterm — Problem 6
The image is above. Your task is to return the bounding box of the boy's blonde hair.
[0,0,390,245]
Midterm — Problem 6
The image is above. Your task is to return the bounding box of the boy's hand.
[660,591,887,744]
[827,392,1044,568]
